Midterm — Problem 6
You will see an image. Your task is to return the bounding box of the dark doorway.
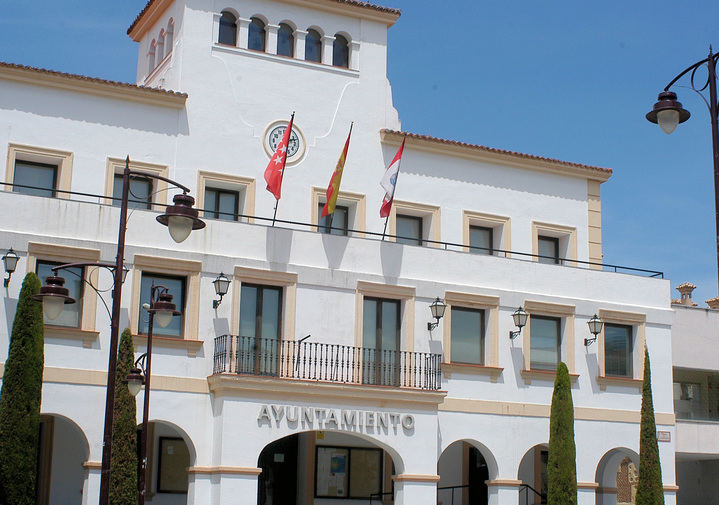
[468,447,489,505]
[258,435,298,505]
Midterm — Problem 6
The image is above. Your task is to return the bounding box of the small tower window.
[277,23,294,57]
[305,29,322,63]
[148,41,156,74]
[157,31,165,62]
[218,11,237,46]
[332,34,349,68]
[166,19,174,54]
[248,17,266,52]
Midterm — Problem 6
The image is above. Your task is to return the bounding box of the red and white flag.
[264,113,295,200]
[380,137,406,218]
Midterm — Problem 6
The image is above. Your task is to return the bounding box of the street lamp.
[2,248,19,287]
[127,285,180,505]
[32,157,204,505]
[646,46,719,293]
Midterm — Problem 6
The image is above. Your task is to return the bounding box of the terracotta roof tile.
[129,0,401,35]
[381,129,613,176]
[0,61,187,98]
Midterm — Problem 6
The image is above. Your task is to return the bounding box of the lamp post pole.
[647,46,719,294]
[138,304,154,505]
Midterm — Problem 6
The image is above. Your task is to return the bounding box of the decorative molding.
[356,281,415,299]
[187,466,262,476]
[532,221,578,265]
[596,375,643,390]
[485,479,523,487]
[598,309,646,324]
[392,474,440,483]
[522,300,576,373]
[104,157,169,208]
[196,171,256,223]
[587,180,603,268]
[442,363,503,381]
[133,334,204,358]
[597,309,646,381]
[577,482,599,489]
[355,281,415,351]
[311,186,366,236]
[6,144,74,199]
[443,291,500,368]
[388,200,441,247]
[462,210,511,255]
[524,300,575,316]
[82,461,102,470]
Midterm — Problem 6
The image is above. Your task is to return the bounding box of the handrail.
[519,483,546,505]
[437,484,469,505]
[0,181,664,278]
[369,490,394,504]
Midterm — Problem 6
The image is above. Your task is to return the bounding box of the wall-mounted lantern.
[509,307,528,339]
[427,297,446,331]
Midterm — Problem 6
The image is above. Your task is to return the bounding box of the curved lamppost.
[126,285,180,505]
[32,157,204,505]
[646,46,719,293]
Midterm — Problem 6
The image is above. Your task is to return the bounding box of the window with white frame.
[219,11,237,45]
[277,23,294,57]
[248,17,266,51]
[305,29,322,62]
[333,34,349,68]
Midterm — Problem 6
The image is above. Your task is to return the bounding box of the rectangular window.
[396,214,422,246]
[604,323,633,377]
[673,382,705,420]
[537,236,560,264]
[362,297,400,386]
[36,261,83,327]
[318,203,349,236]
[113,174,152,210]
[139,273,185,338]
[204,187,239,221]
[450,307,485,365]
[157,437,190,493]
[315,446,382,499]
[239,284,282,375]
[469,225,493,255]
[530,316,560,371]
[13,161,57,198]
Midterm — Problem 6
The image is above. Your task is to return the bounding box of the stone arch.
[517,443,549,504]
[438,439,499,505]
[148,417,198,465]
[595,447,639,505]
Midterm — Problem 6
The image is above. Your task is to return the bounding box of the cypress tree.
[109,328,138,505]
[547,361,577,505]
[636,348,665,505]
[0,272,44,505]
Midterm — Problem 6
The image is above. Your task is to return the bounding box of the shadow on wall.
[3,295,17,338]
[321,232,349,270]
[379,240,403,279]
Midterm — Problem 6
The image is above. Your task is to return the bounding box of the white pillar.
[322,35,335,66]
[212,13,221,45]
[217,472,260,505]
[349,40,360,70]
[578,485,598,505]
[266,24,279,55]
[82,465,101,505]
[295,29,307,60]
[486,480,521,505]
[393,479,437,505]
[237,18,251,49]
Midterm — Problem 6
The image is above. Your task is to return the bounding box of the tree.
[0,272,44,505]
[636,348,665,505]
[547,361,577,505]
[110,328,138,505]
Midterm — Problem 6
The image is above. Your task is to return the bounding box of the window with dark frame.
[204,187,239,221]
[362,297,401,386]
[13,160,57,198]
[36,260,83,328]
[305,29,322,62]
[239,284,283,375]
[469,225,493,255]
[315,446,383,499]
[395,214,423,246]
[248,17,266,51]
[139,273,185,338]
[157,437,190,494]
[277,23,294,57]
[530,315,561,371]
[332,34,349,68]
[604,323,633,377]
[318,203,349,235]
[113,174,153,210]
[450,307,485,365]
[218,11,237,45]
[537,236,560,264]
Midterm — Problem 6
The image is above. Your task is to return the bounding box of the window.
[157,437,190,493]
[318,203,348,235]
[218,11,237,45]
[204,187,239,221]
[149,41,156,73]
[248,17,266,51]
[332,34,349,68]
[36,261,83,328]
[450,307,485,365]
[604,323,633,377]
[239,284,282,375]
[13,160,57,198]
[277,23,294,57]
[396,214,422,246]
[113,174,152,210]
[362,297,400,386]
[139,273,185,338]
[305,29,322,62]
[315,446,383,499]
[166,20,174,54]
[157,33,165,63]
[529,316,560,371]
[469,225,493,255]
[537,236,559,264]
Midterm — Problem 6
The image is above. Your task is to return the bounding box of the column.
[322,35,335,66]
[217,471,261,505]
[212,13,221,45]
[393,476,438,505]
[295,29,307,61]
[237,18,251,49]
[82,462,102,505]
[266,24,279,55]
[577,483,599,505]
[349,40,360,70]
[486,479,521,505]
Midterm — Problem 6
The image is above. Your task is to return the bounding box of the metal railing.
[369,490,394,504]
[1,182,663,278]
[437,484,469,505]
[519,483,546,505]
[213,335,443,390]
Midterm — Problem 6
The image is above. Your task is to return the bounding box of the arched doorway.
[257,431,399,505]
[517,444,549,505]
[141,420,196,505]
[36,414,90,505]
[437,440,497,505]
[595,448,639,505]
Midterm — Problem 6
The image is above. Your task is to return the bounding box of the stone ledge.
[520,369,579,385]
[44,326,99,348]
[442,363,503,382]
[133,335,204,357]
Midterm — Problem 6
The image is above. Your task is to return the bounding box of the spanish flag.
[321,123,353,218]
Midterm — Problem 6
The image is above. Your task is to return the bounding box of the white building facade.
[0,1,681,504]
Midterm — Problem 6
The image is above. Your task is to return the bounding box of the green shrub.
[547,361,577,505]
[636,348,665,505]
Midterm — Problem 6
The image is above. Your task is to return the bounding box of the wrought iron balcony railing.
[213,335,442,391]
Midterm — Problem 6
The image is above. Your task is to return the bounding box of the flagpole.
[382,215,389,241]
[272,111,295,227]
[380,135,406,242]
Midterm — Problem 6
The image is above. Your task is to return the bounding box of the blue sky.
[1,0,718,302]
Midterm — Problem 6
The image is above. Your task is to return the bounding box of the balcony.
[212,335,442,391]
